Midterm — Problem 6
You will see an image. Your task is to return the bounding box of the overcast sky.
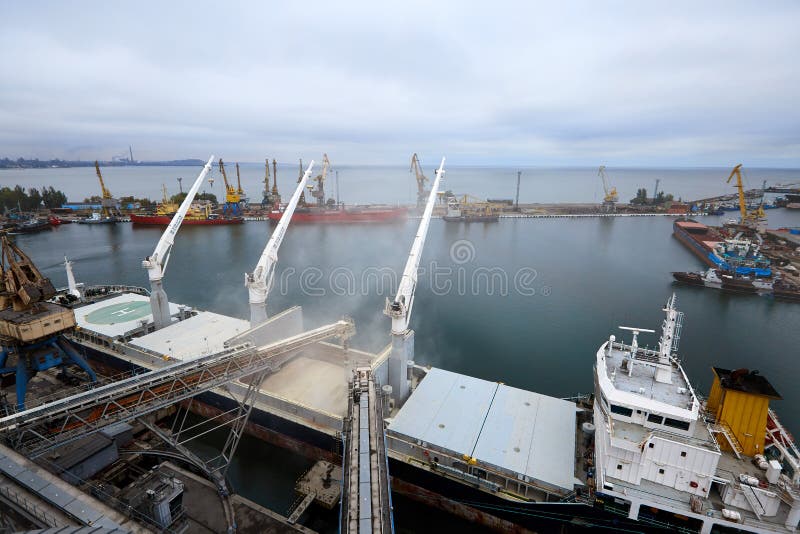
[1,1,798,166]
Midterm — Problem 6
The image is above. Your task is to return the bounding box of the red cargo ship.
[267,206,407,223]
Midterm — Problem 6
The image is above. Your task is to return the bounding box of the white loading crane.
[142,155,215,329]
[245,160,315,327]
[384,157,445,406]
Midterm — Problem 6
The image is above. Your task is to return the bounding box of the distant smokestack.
[129,146,134,163]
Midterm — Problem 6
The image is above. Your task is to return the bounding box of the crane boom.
[236,163,244,195]
[143,155,215,282]
[726,164,747,223]
[94,161,111,199]
[246,160,315,326]
[386,157,445,334]
[142,155,215,329]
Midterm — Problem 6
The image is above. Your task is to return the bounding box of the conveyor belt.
[0,320,353,457]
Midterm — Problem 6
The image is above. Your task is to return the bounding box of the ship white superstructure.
[594,295,800,533]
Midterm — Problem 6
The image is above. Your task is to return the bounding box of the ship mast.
[142,155,215,329]
[245,160,315,326]
[384,157,445,406]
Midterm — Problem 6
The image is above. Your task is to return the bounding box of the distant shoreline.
[0,158,204,169]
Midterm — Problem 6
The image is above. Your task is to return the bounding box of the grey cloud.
[0,1,798,166]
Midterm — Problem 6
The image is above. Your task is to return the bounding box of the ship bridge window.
[610,404,633,417]
[647,414,664,424]
[664,418,691,431]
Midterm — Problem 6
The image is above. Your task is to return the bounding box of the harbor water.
[3,166,800,531]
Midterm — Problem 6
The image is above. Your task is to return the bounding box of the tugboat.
[77,212,116,224]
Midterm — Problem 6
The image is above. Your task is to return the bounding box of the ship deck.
[388,367,579,493]
[129,311,250,360]
[605,344,694,411]
[71,293,378,433]
[73,293,182,338]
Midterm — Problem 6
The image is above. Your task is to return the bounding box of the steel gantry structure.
[0,319,354,459]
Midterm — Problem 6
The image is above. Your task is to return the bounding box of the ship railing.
[768,408,800,461]
[0,484,60,527]
[82,284,151,297]
[648,427,720,452]
[561,393,592,403]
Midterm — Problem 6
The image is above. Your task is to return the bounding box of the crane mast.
[271,159,279,198]
[236,163,244,195]
[245,160,315,326]
[384,157,445,406]
[410,153,428,207]
[298,159,306,206]
[142,155,215,329]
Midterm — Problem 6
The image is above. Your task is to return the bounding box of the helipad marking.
[84,301,152,325]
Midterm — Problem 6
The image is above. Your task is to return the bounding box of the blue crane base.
[222,203,240,216]
[0,336,97,411]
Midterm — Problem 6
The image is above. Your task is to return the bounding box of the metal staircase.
[741,482,766,520]
[710,421,744,459]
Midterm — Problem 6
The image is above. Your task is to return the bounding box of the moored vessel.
[130,213,244,225]
[267,205,407,224]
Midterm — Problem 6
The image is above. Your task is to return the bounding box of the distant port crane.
[94,161,121,218]
[310,153,331,207]
[218,158,241,216]
[726,164,765,227]
[261,158,275,207]
[235,162,248,206]
[410,153,429,207]
[598,165,619,210]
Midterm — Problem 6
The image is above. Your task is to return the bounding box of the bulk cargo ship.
[49,271,800,533]
[18,156,795,534]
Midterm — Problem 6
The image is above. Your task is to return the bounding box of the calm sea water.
[6,165,800,531]
[2,163,799,206]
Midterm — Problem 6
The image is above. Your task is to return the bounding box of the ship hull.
[671,271,705,287]
[672,220,717,268]
[442,215,499,223]
[267,207,407,223]
[130,214,244,225]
